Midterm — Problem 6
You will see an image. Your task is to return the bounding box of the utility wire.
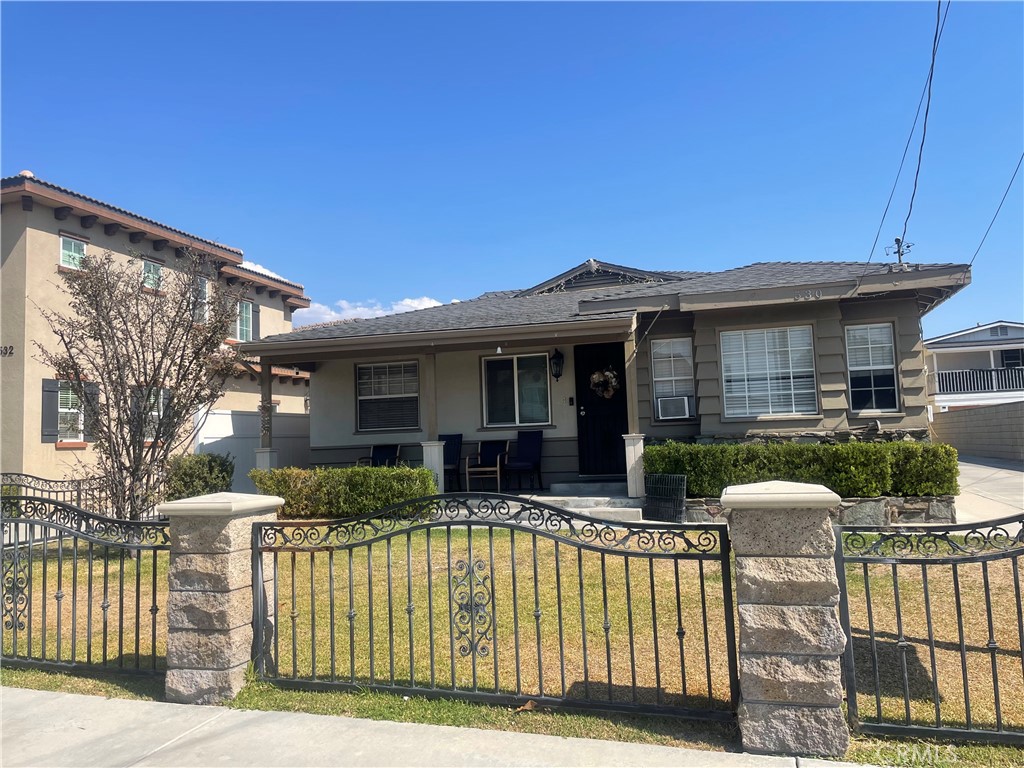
[899,0,947,247]
[964,151,1024,273]
[864,0,951,268]
[856,0,950,290]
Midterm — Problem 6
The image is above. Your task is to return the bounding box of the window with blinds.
[721,326,817,417]
[235,301,253,341]
[846,324,898,412]
[356,362,419,431]
[58,381,84,441]
[651,338,695,420]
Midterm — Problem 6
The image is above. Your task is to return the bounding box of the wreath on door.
[589,367,621,399]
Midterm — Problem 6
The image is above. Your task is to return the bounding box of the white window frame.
[235,300,253,342]
[142,261,163,291]
[356,361,420,431]
[650,337,695,421]
[720,326,818,418]
[58,381,84,442]
[481,353,552,428]
[60,236,86,270]
[845,323,899,413]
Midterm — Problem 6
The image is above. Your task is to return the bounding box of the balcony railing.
[934,367,1024,395]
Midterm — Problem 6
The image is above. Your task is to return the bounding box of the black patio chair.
[506,429,543,491]
[356,444,401,467]
[439,433,463,491]
[465,440,509,492]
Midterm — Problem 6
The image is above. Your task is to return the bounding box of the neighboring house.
[0,171,311,479]
[243,258,971,494]
[924,321,1024,410]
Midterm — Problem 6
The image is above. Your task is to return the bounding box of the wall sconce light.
[550,348,565,381]
[496,346,503,355]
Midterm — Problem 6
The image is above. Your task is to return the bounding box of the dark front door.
[574,342,628,476]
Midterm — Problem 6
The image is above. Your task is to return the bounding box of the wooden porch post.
[624,320,640,435]
[424,352,438,440]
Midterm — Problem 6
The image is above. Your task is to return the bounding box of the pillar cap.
[157,492,284,518]
[721,481,840,510]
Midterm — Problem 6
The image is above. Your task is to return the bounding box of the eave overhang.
[241,314,637,363]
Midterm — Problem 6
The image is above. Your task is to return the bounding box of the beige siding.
[634,313,700,441]
[1,199,299,477]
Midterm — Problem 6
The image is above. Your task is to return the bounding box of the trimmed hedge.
[642,441,959,499]
[249,466,437,519]
[165,453,235,501]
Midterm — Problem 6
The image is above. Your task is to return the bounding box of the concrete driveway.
[956,456,1023,530]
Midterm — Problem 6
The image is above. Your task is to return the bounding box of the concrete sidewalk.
[956,457,1023,533]
[0,687,865,768]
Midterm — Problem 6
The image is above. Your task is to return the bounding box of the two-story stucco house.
[242,258,971,496]
[0,171,311,479]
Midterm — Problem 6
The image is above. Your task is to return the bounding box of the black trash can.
[643,473,687,523]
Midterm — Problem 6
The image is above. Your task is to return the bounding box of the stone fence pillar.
[421,440,445,493]
[157,492,283,705]
[722,481,849,757]
[622,433,645,498]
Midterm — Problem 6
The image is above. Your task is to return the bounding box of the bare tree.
[37,249,247,519]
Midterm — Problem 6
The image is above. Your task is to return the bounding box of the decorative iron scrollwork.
[2,525,29,632]
[0,497,169,548]
[451,559,493,658]
[255,493,725,557]
[840,515,1024,562]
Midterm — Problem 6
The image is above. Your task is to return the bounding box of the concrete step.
[529,495,638,509]
[548,481,628,496]
[584,507,644,523]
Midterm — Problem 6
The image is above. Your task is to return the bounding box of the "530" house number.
[793,289,823,301]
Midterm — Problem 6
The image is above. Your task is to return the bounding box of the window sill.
[354,427,422,435]
[651,418,699,426]
[141,286,166,296]
[850,412,906,419]
[55,441,87,450]
[143,440,164,448]
[479,423,555,431]
[720,414,823,422]
[57,265,83,275]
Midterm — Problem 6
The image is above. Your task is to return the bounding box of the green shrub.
[642,441,957,498]
[164,453,235,501]
[249,466,437,519]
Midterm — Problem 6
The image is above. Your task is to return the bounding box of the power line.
[966,151,1024,269]
[899,0,947,247]
[864,0,951,268]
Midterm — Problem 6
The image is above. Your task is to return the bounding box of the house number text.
[793,289,823,301]
[0,345,14,357]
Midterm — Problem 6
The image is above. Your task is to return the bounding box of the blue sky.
[2,2,1021,336]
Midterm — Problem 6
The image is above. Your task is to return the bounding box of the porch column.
[159,492,282,705]
[623,321,640,435]
[257,358,278,469]
[622,433,645,499]
[424,352,438,440]
[421,440,445,494]
[723,480,849,758]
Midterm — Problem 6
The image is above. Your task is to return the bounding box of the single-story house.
[242,259,970,496]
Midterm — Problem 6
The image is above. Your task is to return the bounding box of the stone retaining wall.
[682,495,956,525]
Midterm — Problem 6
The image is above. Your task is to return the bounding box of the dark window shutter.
[41,379,60,443]
[83,383,100,442]
[252,303,261,340]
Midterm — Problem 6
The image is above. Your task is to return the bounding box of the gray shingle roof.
[258,260,969,346]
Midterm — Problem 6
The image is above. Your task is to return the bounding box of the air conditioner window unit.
[657,396,690,420]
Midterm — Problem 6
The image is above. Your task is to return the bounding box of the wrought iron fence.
[835,513,1024,745]
[1,496,170,674]
[1,473,111,513]
[252,493,739,720]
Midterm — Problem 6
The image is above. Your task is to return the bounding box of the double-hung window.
[58,381,84,442]
[483,354,550,427]
[356,362,419,431]
[142,261,163,291]
[651,338,695,419]
[235,301,253,341]
[846,324,898,412]
[60,236,86,269]
[143,389,165,441]
[721,326,817,417]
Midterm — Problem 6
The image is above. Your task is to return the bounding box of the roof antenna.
[885,237,913,264]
